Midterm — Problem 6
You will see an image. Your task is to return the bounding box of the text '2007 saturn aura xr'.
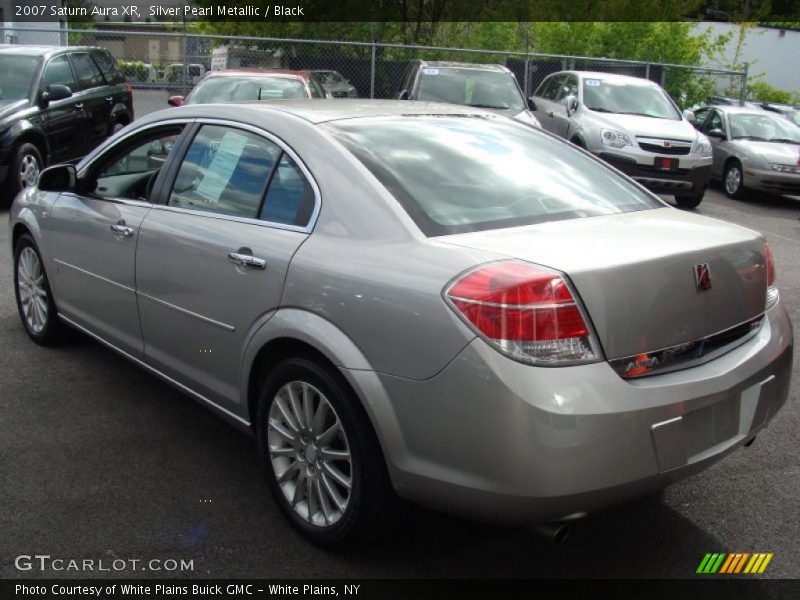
[10,100,793,546]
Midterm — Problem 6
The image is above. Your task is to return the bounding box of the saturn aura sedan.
[10,100,793,546]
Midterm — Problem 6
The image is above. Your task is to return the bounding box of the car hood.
[0,99,29,122]
[729,140,800,164]
[591,111,697,141]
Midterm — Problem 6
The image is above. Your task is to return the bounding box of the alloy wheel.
[17,246,48,334]
[267,381,353,527]
[19,154,40,189]
[725,166,742,196]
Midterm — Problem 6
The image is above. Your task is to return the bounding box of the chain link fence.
[1,27,748,118]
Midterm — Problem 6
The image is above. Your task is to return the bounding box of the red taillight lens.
[765,241,779,309]
[445,261,600,364]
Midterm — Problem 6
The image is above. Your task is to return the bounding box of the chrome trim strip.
[57,313,250,427]
[54,259,135,293]
[137,292,236,332]
[610,314,765,379]
[149,204,311,234]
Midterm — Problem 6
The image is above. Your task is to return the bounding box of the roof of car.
[145,99,490,125]
[417,61,510,72]
[203,68,311,80]
[561,71,660,85]
[702,105,780,116]
[0,45,101,57]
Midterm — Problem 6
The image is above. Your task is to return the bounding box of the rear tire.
[674,190,705,209]
[723,161,745,199]
[13,234,66,345]
[256,356,397,547]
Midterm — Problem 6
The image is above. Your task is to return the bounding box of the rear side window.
[70,53,105,89]
[42,55,75,90]
[90,49,120,83]
[328,116,661,236]
[260,154,316,226]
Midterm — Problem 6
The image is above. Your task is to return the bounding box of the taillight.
[124,82,133,104]
[765,241,779,309]
[445,261,601,365]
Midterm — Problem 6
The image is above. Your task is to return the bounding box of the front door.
[136,123,317,411]
[42,124,187,358]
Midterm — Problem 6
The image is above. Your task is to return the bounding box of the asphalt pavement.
[1,186,798,580]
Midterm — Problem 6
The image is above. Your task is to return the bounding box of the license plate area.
[655,157,679,171]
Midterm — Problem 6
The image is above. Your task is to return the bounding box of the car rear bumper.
[364,299,793,525]
[599,152,712,194]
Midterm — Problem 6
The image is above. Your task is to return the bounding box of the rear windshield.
[417,68,525,113]
[327,116,661,236]
[0,55,41,101]
[583,78,681,120]
[187,76,306,104]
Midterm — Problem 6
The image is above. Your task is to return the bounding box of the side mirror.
[564,94,579,116]
[397,89,409,100]
[167,95,185,107]
[39,84,73,107]
[527,97,538,112]
[37,164,76,193]
[683,109,696,124]
[707,128,726,140]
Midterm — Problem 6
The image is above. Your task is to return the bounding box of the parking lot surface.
[1,186,798,579]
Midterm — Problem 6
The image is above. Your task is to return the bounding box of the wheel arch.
[6,121,50,163]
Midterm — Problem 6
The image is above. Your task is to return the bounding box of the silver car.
[531,71,713,208]
[10,101,793,547]
[692,105,800,198]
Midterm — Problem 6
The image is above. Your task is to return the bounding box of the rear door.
[136,122,318,411]
[69,51,113,153]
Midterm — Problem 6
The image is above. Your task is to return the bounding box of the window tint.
[169,125,281,218]
[92,127,183,201]
[90,49,119,82]
[71,53,104,89]
[705,110,724,133]
[416,68,525,113]
[41,55,75,90]
[328,117,661,236]
[260,154,315,226]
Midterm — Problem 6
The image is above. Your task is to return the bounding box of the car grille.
[637,137,693,155]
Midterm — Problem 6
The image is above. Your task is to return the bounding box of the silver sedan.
[692,105,800,198]
[9,101,793,546]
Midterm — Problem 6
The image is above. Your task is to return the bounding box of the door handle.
[105,96,114,102]
[74,103,84,110]
[228,252,266,270]
[110,221,134,237]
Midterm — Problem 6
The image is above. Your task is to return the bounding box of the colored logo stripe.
[697,553,773,574]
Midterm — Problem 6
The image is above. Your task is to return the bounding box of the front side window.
[169,125,281,218]
[704,110,724,134]
[70,53,105,90]
[186,77,307,104]
[583,78,681,120]
[416,68,525,113]
[328,116,661,236]
[540,75,565,101]
[91,127,184,201]
[41,55,75,91]
[0,54,40,101]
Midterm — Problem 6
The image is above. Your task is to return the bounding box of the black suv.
[0,46,133,201]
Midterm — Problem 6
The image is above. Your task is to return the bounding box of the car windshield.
[416,68,525,113]
[0,55,40,102]
[729,113,800,143]
[583,79,681,120]
[186,76,307,104]
[327,116,661,236]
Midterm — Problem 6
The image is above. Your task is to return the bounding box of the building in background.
[0,0,67,45]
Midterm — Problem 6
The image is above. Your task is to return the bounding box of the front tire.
[14,234,65,345]
[723,161,745,199]
[256,356,397,547]
[674,189,705,209]
[9,143,43,200]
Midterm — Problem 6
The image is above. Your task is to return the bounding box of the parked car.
[163,63,206,85]
[395,60,541,128]
[167,69,327,106]
[310,70,359,98]
[11,100,792,547]
[759,102,800,128]
[531,71,713,208]
[0,45,133,201]
[692,104,800,198]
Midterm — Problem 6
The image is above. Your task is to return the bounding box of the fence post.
[370,43,376,99]
[645,62,650,80]
[739,62,749,106]
[182,16,189,95]
[660,66,667,88]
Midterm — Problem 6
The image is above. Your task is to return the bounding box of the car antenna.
[258,87,262,101]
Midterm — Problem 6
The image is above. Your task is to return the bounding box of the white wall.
[701,22,800,94]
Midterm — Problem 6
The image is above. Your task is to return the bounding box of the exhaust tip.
[530,522,570,544]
